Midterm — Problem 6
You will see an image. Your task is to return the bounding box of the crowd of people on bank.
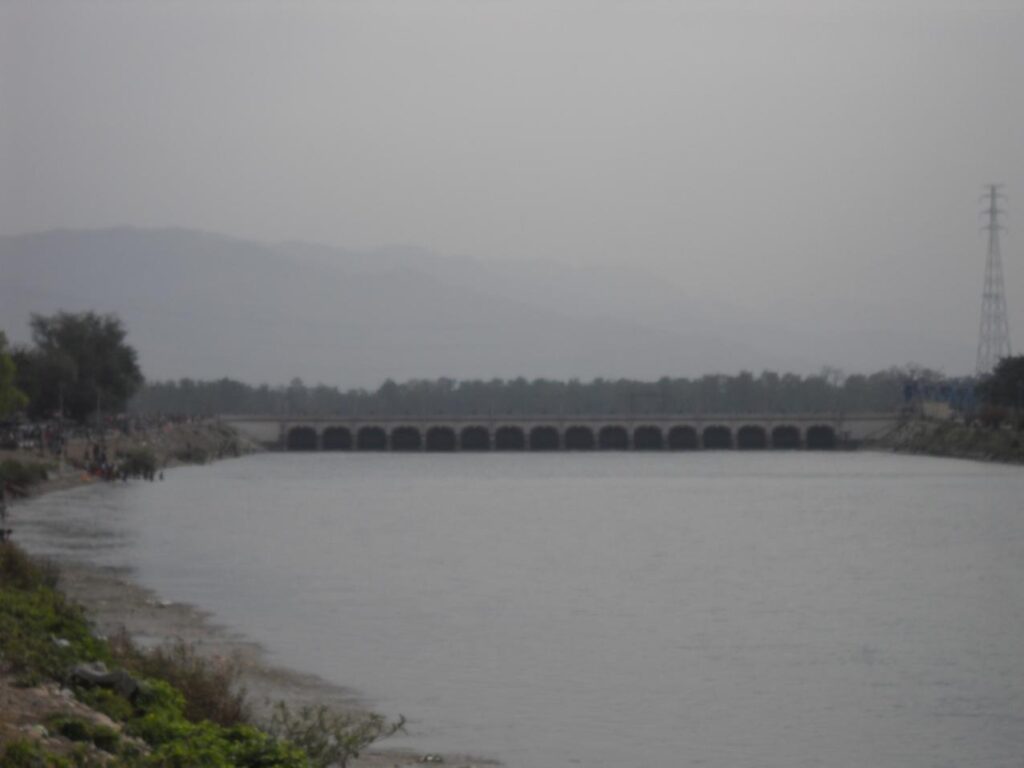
[1,413,205,455]
[83,442,161,483]
[0,417,181,543]
[0,413,202,499]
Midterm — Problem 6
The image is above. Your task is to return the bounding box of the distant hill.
[0,228,963,386]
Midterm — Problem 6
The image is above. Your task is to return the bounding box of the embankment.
[2,420,261,499]
[880,417,1024,464]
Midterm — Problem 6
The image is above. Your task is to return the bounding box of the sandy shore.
[6,430,496,767]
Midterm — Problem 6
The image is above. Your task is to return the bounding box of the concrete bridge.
[222,413,899,452]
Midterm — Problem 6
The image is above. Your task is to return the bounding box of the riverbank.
[2,424,492,767]
[2,418,261,500]
[45,558,450,767]
[880,416,1024,464]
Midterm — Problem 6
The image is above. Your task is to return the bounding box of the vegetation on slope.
[887,418,1024,464]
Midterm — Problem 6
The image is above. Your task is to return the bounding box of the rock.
[69,661,143,701]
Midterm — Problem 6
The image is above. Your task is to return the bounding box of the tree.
[18,312,143,422]
[0,331,28,417]
[978,355,1024,411]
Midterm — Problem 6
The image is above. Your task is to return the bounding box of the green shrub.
[133,720,307,768]
[45,716,121,754]
[109,634,249,727]
[119,448,157,478]
[74,687,134,723]
[90,725,120,754]
[268,702,405,768]
[50,715,91,742]
[119,676,311,767]
[0,458,50,495]
[0,739,69,767]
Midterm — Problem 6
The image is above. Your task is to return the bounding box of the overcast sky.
[2,1,1022,375]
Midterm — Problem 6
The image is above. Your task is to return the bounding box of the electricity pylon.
[976,184,1012,375]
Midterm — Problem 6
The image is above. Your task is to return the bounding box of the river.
[15,452,1024,767]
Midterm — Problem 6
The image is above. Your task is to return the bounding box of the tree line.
[132,368,951,417]
[4,310,1021,422]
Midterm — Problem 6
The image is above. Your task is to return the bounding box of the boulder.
[69,662,143,701]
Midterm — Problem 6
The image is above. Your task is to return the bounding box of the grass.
[0,543,109,685]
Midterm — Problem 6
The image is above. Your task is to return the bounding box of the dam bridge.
[223,413,899,452]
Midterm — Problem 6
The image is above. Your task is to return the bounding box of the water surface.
[17,452,1024,767]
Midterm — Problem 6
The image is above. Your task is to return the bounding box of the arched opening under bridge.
[633,426,663,450]
[460,426,490,451]
[771,425,801,449]
[286,426,318,451]
[529,426,560,451]
[391,426,422,451]
[737,425,768,450]
[357,426,387,451]
[564,426,595,450]
[426,426,457,452]
[667,426,698,450]
[806,425,837,450]
[702,426,732,449]
[322,427,352,451]
[598,426,629,450]
[495,426,525,451]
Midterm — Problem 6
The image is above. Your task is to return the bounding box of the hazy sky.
[2,0,1022,374]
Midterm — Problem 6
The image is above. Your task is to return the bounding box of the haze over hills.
[0,228,969,388]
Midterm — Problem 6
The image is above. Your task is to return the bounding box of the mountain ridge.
[0,227,961,386]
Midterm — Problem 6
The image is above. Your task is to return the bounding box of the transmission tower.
[976,184,1012,375]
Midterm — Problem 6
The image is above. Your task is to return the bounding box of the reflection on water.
[16,452,1024,768]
